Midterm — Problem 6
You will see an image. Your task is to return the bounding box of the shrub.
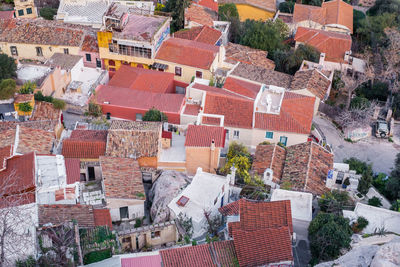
[19,81,36,94]
[34,91,53,103]
[319,190,351,214]
[83,249,112,265]
[88,102,102,117]
[0,79,16,100]
[52,98,66,110]
[368,196,382,207]
[218,3,239,21]
[0,54,17,80]
[308,213,352,263]
[39,7,57,20]
[344,158,373,195]
[143,108,168,122]
[134,218,142,228]
[279,1,295,13]
[352,216,369,233]
[18,102,33,113]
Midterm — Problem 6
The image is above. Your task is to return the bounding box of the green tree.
[52,99,66,110]
[18,102,33,114]
[273,44,320,75]
[386,153,400,200]
[226,141,251,161]
[143,108,168,122]
[308,213,352,263]
[240,19,289,55]
[302,0,322,6]
[355,80,389,101]
[350,96,370,109]
[344,158,373,195]
[218,3,239,21]
[279,1,295,13]
[0,54,17,80]
[353,10,366,33]
[319,190,352,214]
[368,0,400,17]
[391,199,400,211]
[39,7,57,20]
[222,155,251,183]
[19,81,36,94]
[0,79,16,100]
[368,196,382,207]
[165,0,190,32]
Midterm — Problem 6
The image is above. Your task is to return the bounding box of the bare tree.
[0,172,37,266]
[203,209,223,237]
[336,100,378,129]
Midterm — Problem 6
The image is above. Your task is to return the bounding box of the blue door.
[279,136,288,146]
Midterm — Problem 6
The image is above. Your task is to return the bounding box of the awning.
[152,62,168,70]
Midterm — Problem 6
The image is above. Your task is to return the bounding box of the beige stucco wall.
[107,198,145,221]
[155,59,214,83]
[14,0,37,18]
[186,147,220,175]
[0,42,80,61]
[40,67,71,98]
[225,127,254,147]
[252,129,309,147]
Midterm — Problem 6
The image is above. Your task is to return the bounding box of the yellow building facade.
[236,4,275,21]
[14,0,38,18]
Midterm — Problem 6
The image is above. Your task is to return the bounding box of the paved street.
[313,115,400,174]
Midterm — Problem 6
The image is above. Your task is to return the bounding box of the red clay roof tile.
[185,4,218,27]
[93,209,113,230]
[223,76,261,99]
[65,158,81,184]
[174,26,221,45]
[155,38,219,70]
[185,125,225,147]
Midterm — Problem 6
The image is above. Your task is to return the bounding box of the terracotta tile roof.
[93,209,113,230]
[204,92,254,128]
[198,0,219,12]
[30,101,61,121]
[0,152,36,206]
[294,27,352,62]
[183,104,201,115]
[185,3,218,27]
[62,130,107,159]
[38,204,96,228]
[65,158,81,184]
[107,65,175,93]
[122,255,162,267]
[100,156,145,200]
[81,33,99,53]
[46,53,82,70]
[17,126,55,154]
[229,200,293,234]
[0,120,59,132]
[62,140,106,159]
[252,143,286,183]
[0,145,12,169]
[0,11,14,19]
[232,227,293,266]
[291,69,331,99]
[231,63,293,88]
[0,128,16,151]
[254,92,315,134]
[95,85,185,113]
[0,19,87,47]
[293,0,353,33]
[223,76,261,99]
[191,83,250,99]
[281,141,333,195]
[219,0,276,12]
[14,94,34,103]
[156,38,219,70]
[218,198,246,216]
[224,42,275,70]
[160,240,237,267]
[185,125,225,147]
[70,130,108,141]
[174,26,221,45]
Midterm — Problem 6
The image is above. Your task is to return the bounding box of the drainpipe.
[209,139,215,173]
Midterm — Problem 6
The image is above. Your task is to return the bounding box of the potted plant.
[342,177,350,189]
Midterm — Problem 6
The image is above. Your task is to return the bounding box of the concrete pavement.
[313,115,399,174]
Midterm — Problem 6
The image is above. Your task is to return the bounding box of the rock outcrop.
[149,171,189,224]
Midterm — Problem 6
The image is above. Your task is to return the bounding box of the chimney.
[210,139,216,173]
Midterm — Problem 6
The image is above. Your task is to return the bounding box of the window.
[120,207,129,219]
[136,113,143,121]
[18,9,24,16]
[196,71,202,78]
[88,167,95,181]
[85,53,92,62]
[279,136,288,146]
[10,46,18,56]
[225,129,229,140]
[108,60,115,66]
[36,47,43,56]
[175,66,182,76]
[233,130,239,139]
[63,48,69,55]
[26,8,32,14]
[80,173,86,182]
[266,131,273,139]
[96,58,101,68]
[117,44,151,58]
[151,231,161,238]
